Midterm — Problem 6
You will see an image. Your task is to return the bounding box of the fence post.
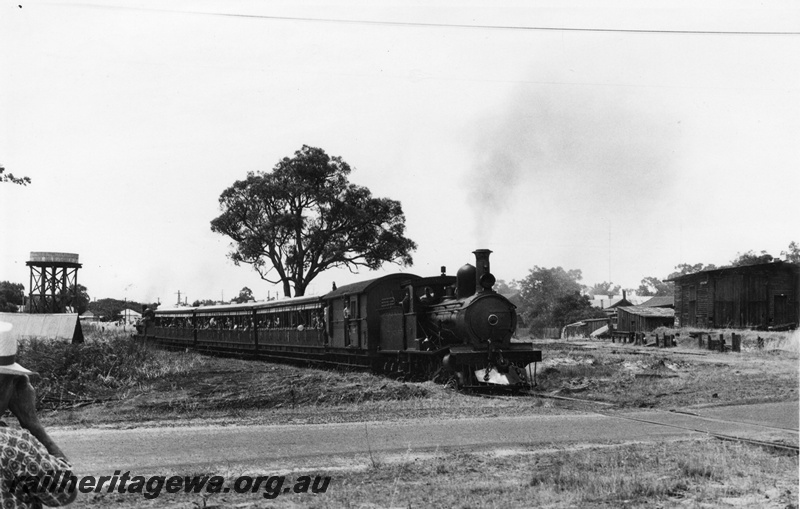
[731,333,741,352]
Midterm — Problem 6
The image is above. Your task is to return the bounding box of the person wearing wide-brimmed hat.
[0,322,76,508]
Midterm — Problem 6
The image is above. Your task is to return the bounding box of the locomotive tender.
[141,249,542,388]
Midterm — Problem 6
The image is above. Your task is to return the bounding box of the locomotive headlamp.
[487,314,499,326]
[479,272,496,289]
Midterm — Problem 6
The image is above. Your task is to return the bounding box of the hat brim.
[0,364,35,377]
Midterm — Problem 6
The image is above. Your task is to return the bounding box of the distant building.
[590,290,636,328]
[120,308,142,324]
[615,306,675,334]
[588,291,647,310]
[562,317,610,339]
[639,296,675,308]
[79,310,99,321]
[667,261,799,329]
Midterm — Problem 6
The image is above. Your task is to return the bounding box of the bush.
[15,330,202,407]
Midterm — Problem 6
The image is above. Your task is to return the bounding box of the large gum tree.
[211,145,417,297]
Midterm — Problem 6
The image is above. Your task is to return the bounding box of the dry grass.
[67,439,799,509]
[19,326,799,426]
[15,331,207,408]
[534,338,799,409]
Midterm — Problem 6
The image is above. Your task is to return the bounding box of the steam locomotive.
[140,249,542,388]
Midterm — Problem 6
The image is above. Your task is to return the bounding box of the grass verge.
[69,439,799,509]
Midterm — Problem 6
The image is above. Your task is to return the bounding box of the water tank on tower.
[26,252,82,313]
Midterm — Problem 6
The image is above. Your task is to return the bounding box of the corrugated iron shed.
[0,313,84,343]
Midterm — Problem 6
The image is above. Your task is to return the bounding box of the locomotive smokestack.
[473,249,495,293]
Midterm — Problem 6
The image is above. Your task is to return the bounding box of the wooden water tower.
[26,252,82,313]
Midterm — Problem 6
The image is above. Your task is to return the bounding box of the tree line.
[0,282,90,314]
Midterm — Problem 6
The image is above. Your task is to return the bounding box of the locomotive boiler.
[141,248,541,389]
[402,249,541,387]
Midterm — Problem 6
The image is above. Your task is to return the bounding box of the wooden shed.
[615,306,675,334]
[562,317,611,339]
[668,261,799,329]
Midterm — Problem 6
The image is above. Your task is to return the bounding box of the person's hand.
[8,376,68,461]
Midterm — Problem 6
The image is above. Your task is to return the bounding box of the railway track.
[611,412,799,453]
[521,391,799,453]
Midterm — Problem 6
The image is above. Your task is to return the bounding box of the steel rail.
[524,391,798,453]
[605,412,799,454]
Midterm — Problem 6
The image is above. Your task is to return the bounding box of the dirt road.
[52,400,798,477]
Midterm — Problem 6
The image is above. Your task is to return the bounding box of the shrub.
[15,330,202,407]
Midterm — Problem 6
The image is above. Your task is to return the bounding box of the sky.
[2,0,799,307]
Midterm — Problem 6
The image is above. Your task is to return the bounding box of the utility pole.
[608,220,612,283]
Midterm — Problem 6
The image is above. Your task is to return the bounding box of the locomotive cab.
[401,274,456,312]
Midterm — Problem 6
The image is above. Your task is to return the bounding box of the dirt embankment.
[22,327,796,429]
